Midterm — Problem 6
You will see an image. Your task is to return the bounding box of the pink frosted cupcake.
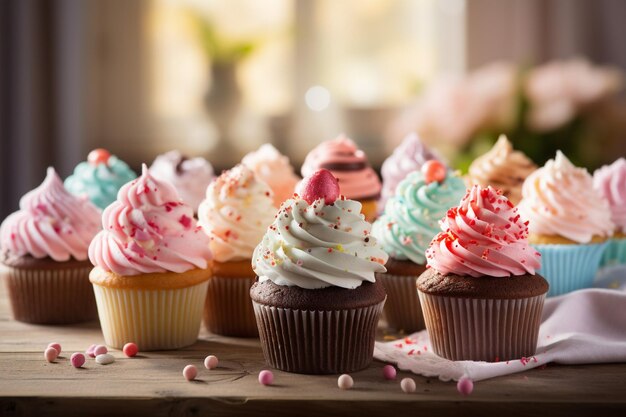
[417,185,548,362]
[89,165,213,350]
[0,168,101,324]
[594,158,626,266]
[242,144,300,208]
[302,135,381,221]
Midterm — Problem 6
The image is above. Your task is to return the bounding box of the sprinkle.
[178,215,192,228]
[337,374,353,390]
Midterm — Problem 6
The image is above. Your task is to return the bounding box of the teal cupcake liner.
[532,242,608,297]
[600,237,626,268]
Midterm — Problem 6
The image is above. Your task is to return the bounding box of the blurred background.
[1,0,626,218]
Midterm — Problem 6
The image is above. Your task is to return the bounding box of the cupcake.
[301,134,381,222]
[149,150,214,213]
[372,160,465,332]
[467,134,537,205]
[251,169,388,374]
[242,144,300,208]
[0,168,101,324]
[417,185,548,362]
[197,165,275,337]
[518,151,613,296]
[379,132,441,212]
[65,148,136,209]
[88,165,212,350]
[594,158,626,267]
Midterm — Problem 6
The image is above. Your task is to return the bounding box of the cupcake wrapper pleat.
[377,273,424,332]
[253,299,385,374]
[600,237,626,268]
[92,281,208,350]
[419,291,545,362]
[533,242,608,296]
[203,275,258,337]
[1,265,97,324]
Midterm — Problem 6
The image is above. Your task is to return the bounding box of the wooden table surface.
[1,283,625,417]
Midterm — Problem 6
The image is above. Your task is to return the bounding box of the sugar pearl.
[47,342,61,355]
[95,353,115,365]
[457,376,474,396]
[401,378,416,393]
[93,345,108,356]
[86,344,97,358]
[258,370,274,386]
[183,365,198,381]
[204,355,219,370]
[44,347,58,363]
[337,374,353,390]
[71,352,86,368]
[123,343,138,357]
[382,365,397,380]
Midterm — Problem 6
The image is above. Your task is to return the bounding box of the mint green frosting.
[371,170,466,264]
[64,156,137,209]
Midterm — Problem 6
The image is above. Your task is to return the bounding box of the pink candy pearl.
[258,370,274,386]
[93,345,108,356]
[457,376,474,396]
[86,344,97,358]
[183,365,198,381]
[44,347,58,363]
[47,342,61,355]
[123,343,139,357]
[382,365,397,380]
[71,352,86,368]
[204,355,219,370]
[337,374,353,390]
[401,377,416,393]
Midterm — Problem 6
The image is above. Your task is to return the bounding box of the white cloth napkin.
[374,288,626,381]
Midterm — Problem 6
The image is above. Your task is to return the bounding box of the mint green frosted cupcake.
[65,149,136,209]
[371,160,466,332]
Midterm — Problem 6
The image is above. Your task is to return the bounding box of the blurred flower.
[524,58,623,132]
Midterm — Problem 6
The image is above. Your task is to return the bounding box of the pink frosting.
[301,135,381,200]
[88,165,212,275]
[0,167,101,262]
[594,158,626,233]
[426,185,541,277]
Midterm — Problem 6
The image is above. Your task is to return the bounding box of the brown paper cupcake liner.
[203,275,258,337]
[377,273,424,332]
[253,299,385,374]
[1,265,97,324]
[418,291,545,362]
[92,281,208,350]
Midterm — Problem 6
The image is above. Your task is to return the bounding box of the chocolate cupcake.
[301,135,381,222]
[372,161,465,332]
[417,185,548,362]
[251,169,388,374]
[0,168,101,324]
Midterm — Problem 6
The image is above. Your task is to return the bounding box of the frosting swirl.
[88,165,212,275]
[301,135,381,200]
[594,158,626,233]
[379,133,441,210]
[467,135,537,205]
[241,144,300,208]
[65,155,136,209]
[149,150,214,213]
[518,151,614,243]
[426,185,541,277]
[372,170,466,264]
[253,197,388,289]
[0,168,101,261]
[198,165,275,262]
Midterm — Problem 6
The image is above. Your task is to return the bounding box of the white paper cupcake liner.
[533,242,608,296]
[377,273,424,332]
[418,291,545,362]
[203,275,258,337]
[1,265,96,324]
[253,299,385,374]
[92,281,208,350]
